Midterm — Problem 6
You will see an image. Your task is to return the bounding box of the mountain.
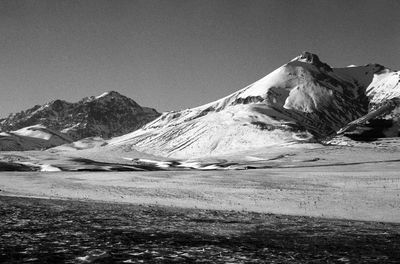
[107,52,400,158]
[0,91,160,150]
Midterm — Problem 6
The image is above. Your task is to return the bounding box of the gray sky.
[1,0,399,116]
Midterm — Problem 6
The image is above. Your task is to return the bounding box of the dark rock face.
[296,51,333,72]
[344,119,397,141]
[337,98,400,141]
[0,91,160,140]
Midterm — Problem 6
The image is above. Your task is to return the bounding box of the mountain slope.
[0,91,160,141]
[107,52,400,158]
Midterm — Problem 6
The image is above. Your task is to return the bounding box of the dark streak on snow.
[1,156,400,172]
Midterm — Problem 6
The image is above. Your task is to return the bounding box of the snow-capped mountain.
[0,91,160,150]
[107,52,400,158]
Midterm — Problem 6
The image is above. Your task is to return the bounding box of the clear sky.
[1,0,399,116]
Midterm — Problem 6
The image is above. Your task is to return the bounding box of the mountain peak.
[95,91,124,99]
[292,51,332,71]
[80,91,132,104]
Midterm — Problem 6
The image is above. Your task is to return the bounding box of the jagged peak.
[291,51,332,71]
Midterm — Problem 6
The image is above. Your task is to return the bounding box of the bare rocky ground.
[0,195,399,264]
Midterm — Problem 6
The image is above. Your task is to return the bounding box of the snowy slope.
[0,125,73,151]
[107,52,400,158]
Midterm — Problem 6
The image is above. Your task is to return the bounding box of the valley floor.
[0,160,399,223]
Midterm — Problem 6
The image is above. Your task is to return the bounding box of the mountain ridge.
[1,52,399,156]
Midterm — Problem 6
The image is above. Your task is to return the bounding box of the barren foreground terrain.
[1,196,400,263]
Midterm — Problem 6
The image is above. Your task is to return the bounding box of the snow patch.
[40,164,62,172]
[95,92,111,99]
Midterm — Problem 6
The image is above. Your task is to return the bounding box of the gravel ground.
[0,195,399,263]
